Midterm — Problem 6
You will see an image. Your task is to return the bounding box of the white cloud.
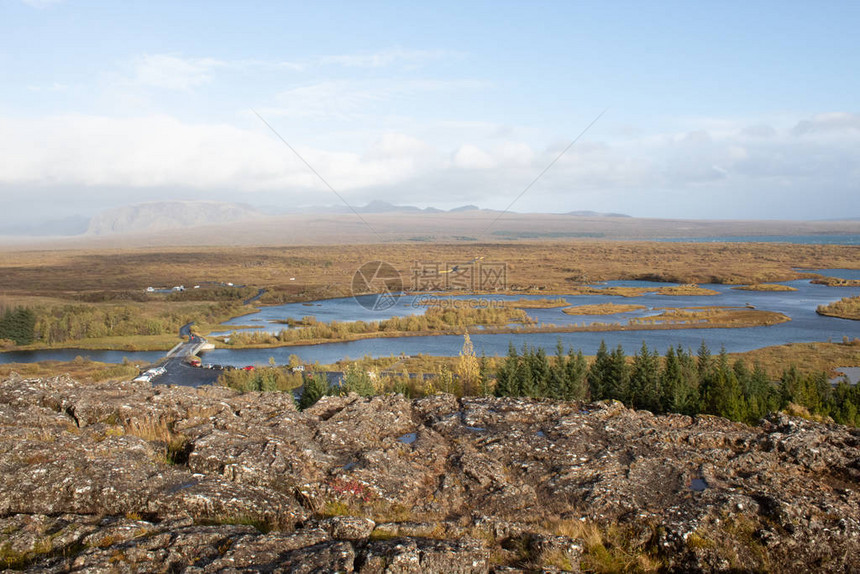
[792,112,860,136]
[0,114,445,194]
[131,54,226,91]
[0,112,857,219]
[453,144,496,169]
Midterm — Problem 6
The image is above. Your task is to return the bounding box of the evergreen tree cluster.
[494,339,860,426]
[298,373,329,410]
[0,306,36,345]
[494,340,588,401]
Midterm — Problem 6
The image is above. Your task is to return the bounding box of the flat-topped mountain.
[86,201,262,235]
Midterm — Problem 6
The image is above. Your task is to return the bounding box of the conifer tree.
[529,346,552,397]
[779,365,802,408]
[661,346,698,414]
[494,343,519,397]
[630,341,660,412]
[588,340,611,400]
[299,373,329,409]
[517,344,537,397]
[563,348,588,401]
[478,353,493,396]
[605,345,630,402]
[696,340,712,378]
[547,340,567,400]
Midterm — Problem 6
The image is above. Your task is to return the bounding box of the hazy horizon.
[2,1,859,230]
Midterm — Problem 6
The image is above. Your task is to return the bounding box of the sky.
[1,0,859,229]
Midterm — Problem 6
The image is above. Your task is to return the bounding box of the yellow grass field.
[563,303,648,315]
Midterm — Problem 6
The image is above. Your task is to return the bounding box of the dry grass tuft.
[122,417,189,464]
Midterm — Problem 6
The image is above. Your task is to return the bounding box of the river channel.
[4,277,858,367]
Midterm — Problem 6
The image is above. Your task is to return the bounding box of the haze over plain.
[1,0,859,235]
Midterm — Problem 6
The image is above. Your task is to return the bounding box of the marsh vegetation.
[817,296,860,320]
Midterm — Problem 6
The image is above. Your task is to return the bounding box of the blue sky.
[1,0,859,225]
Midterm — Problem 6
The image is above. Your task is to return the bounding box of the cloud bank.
[0,111,857,219]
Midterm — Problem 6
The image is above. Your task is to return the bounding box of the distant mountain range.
[59,201,492,237]
[0,200,642,238]
[2,199,859,247]
[282,202,629,217]
[85,201,263,236]
[282,200,485,215]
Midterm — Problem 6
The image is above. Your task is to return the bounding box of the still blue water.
[3,279,859,366]
[200,279,860,366]
[0,349,163,364]
[796,269,860,281]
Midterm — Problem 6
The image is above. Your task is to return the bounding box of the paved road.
[155,359,221,387]
[148,283,267,387]
[243,288,267,305]
[151,323,222,387]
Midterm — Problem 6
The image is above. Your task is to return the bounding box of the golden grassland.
[563,303,648,315]
[313,338,860,382]
[817,296,860,321]
[0,240,855,352]
[0,358,139,383]
[0,241,857,299]
[811,277,860,287]
[558,284,718,297]
[416,297,571,308]
[731,283,798,292]
[6,339,855,390]
[5,334,179,352]
[0,297,247,351]
[630,306,788,328]
[734,340,860,378]
[653,284,720,296]
[507,298,571,308]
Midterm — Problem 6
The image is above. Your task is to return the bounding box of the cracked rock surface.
[1,375,858,572]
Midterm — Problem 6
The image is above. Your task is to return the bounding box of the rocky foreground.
[0,376,858,573]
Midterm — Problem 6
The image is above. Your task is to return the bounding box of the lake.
[199,279,860,366]
[0,349,163,365]
[2,278,859,367]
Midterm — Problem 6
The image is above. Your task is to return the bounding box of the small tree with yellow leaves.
[457,332,479,396]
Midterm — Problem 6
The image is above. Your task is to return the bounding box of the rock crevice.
[1,375,858,572]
